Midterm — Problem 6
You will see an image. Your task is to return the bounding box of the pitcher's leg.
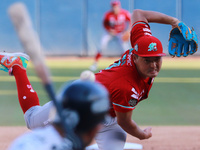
[95,118,127,150]
[24,101,53,129]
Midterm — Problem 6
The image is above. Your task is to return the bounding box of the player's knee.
[24,106,42,130]
[24,111,34,130]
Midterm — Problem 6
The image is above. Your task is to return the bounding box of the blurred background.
[0,0,199,56]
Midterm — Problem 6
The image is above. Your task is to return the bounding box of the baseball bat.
[8,2,83,150]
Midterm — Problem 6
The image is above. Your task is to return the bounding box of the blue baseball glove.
[168,22,198,57]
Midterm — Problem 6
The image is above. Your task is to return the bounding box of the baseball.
[80,70,95,82]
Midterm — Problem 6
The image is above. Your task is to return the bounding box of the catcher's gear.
[121,31,130,41]
[54,80,109,133]
[168,22,198,57]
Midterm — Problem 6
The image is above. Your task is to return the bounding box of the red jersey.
[95,21,154,117]
[103,9,131,33]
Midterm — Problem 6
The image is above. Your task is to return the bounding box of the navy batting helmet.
[54,80,110,133]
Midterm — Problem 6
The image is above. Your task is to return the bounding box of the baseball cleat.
[0,52,30,75]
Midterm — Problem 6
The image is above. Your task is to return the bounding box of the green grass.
[1,57,200,126]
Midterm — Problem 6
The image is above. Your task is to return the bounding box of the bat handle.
[44,82,56,102]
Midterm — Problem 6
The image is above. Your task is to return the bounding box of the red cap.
[111,0,121,6]
[133,36,166,57]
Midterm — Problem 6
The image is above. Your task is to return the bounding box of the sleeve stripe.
[113,102,135,109]
[131,22,147,30]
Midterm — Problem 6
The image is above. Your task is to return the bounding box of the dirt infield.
[127,126,200,150]
[1,126,200,150]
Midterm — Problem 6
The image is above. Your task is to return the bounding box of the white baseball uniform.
[8,125,73,150]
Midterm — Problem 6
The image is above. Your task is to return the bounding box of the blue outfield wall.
[0,0,199,56]
[0,0,37,52]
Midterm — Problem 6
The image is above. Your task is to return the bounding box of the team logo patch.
[148,42,157,52]
[128,99,138,107]
[134,44,138,52]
